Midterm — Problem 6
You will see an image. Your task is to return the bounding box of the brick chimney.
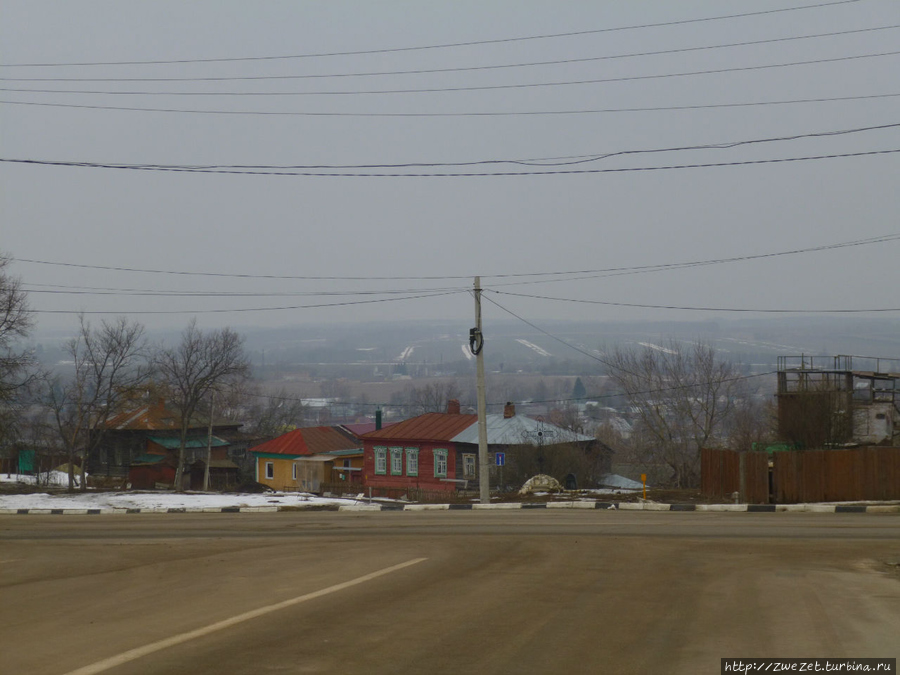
[504,402,516,418]
[446,399,461,415]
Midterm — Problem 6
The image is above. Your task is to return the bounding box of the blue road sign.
[495,452,505,467]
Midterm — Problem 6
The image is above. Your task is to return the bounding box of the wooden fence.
[702,446,900,504]
[701,448,769,504]
[773,447,900,503]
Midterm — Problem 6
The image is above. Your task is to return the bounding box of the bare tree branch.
[153,319,250,490]
[43,315,150,491]
[606,339,741,488]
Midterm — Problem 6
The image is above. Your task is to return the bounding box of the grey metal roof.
[450,414,593,446]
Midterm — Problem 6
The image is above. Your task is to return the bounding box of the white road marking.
[62,557,427,675]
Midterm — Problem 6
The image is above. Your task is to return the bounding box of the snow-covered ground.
[0,474,362,511]
[2,470,81,487]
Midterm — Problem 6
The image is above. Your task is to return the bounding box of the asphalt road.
[1,511,898,675]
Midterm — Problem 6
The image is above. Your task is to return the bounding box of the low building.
[249,426,364,492]
[777,355,900,448]
[89,399,244,481]
[360,400,611,495]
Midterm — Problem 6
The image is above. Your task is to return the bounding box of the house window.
[390,447,403,475]
[434,449,448,478]
[462,453,476,479]
[265,462,274,480]
[374,447,387,475]
[292,463,298,480]
[406,448,419,476]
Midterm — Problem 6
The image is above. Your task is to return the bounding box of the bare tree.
[409,380,462,414]
[45,315,150,491]
[727,394,776,451]
[606,339,741,488]
[154,320,250,490]
[0,253,35,446]
[246,387,307,437]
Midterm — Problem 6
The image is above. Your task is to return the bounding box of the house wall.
[295,461,326,493]
[363,441,457,492]
[254,454,301,491]
[128,464,175,490]
[327,456,365,485]
[853,403,894,445]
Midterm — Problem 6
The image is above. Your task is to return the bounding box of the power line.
[14,232,899,283]
[4,148,899,177]
[28,290,466,315]
[481,293,779,395]
[0,0,862,68]
[488,290,900,314]
[6,50,897,97]
[480,293,635,373]
[5,24,895,83]
[3,91,897,117]
[485,234,900,287]
[22,285,467,297]
[8,121,895,171]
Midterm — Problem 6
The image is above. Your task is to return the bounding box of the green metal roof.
[148,436,229,450]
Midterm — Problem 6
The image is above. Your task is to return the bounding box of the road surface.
[1,510,898,674]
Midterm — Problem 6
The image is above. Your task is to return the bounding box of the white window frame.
[462,453,476,479]
[406,448,419,477]
[390,447,404,476]
[292,463,298,481]
[265,461,274,480]
[433,449,448,478]
[374,447,387,475]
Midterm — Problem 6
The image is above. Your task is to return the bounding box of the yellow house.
[250,427,364,492]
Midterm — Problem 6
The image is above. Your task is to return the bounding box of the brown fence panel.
[863,446,900,501]
[741,452,770,504]
[773,446,900,503]
[773,451,799,504]
[804,450,827,503]
[701,448,769,503]
[701,448,738,498]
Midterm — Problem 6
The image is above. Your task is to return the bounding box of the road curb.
[2,502,898,516]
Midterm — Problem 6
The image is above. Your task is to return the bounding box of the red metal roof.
[360,412,476,443]
[341,421,397,436]
[104,400,179,431]
[250,426,362,456]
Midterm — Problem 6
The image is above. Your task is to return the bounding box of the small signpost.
[494,452,505,491]
[641,473,647,500]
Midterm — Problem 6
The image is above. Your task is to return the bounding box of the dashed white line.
[62,557,427,675]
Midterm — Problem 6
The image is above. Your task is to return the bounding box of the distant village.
[4,319,899,504]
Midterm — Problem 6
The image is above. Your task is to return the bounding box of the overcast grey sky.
[2,0,898,334]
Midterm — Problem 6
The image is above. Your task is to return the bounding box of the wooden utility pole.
[203,393,214,491]
[473,277,490,504]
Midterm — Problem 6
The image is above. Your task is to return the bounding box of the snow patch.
[0,489,362,511]
[637,342,677,355]
[515,339,551,357]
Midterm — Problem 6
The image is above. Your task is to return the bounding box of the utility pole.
[472,277,490,504]
[203,392,215,492]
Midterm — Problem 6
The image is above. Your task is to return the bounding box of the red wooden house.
[360,401,609,495]
[360,409,476,494]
